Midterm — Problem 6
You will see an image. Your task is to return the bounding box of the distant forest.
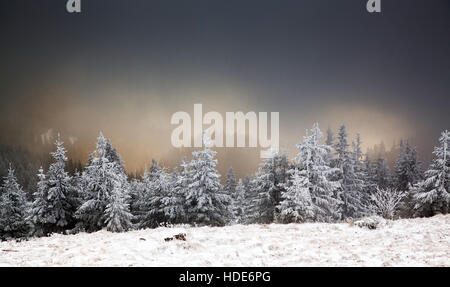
[0,134,430,199]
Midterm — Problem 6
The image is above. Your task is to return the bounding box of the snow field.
[0,214,448,267]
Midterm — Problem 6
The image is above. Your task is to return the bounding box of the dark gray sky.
[1,0,449,175]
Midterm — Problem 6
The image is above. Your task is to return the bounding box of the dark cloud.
[0,0,449,176]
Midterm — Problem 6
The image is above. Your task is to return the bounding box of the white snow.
[0,214,449,267]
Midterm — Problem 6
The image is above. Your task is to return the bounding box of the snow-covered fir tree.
[352,134,372,213]
[163,167,184,223]
[326,127,334,147]
[324,127,335,167]
[139,165,166,228]
[394,141,423,191]
[149,159,161,180]
[129,164,154,224]
[250,151,289,224]
[70,170,82,204]
[185,133,232,226]
[224,167,238,221]
[224,167,237,195]
[334,125,366,219]
[410,147,424,183]
[76,132,131,232]
[140,166,183,227]
[104,182,133,232]
[394,141,424,217]
[412,130,450,216]
[278,168,314,223]
[132,160,165,227]
[334,125,349,169]
[282,123,341,222]
[363,154,374,181]
[239,176,257,224]
[249,157,277,224]
[29,135,78,236]
[374,155,392,190]
[394,140,407,189]
[169,157,190,223]
[0,165,30,240]
[28,168,48,236]
[104,139,124,172]
[128,177,143,223]
[232,178,246,223]
[352,134,363,164]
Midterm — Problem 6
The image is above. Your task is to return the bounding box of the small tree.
[369,188,406,219]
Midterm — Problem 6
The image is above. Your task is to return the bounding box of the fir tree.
[131,165,155,225]
[326,127,334,147]
[412,131,450,216]
[29,135,78,235]
[325,127,335,167]
[394,141,424,217]
[104,139,124,172]
[278,168,314,223]
[0,166,30,240]
[28,168,48,236]
[290,123,341,222]
[140,167,176,228]
[374,155,392,189]
[250,151,289,224]
[170,157,190,224]
[185,133,232,226]
[361,153,377,204]
[225,167,238,222]
[334,125,350,169]
[352,134,372,215]
[240,176,257,224]
[394,141,423,191]
[129,177,144,224]
[232,179,246,223]
[224,168,237,195]
[334,126,366,219]
[149,159,161,180]
[104,183,133,232]
[76,132,131,232]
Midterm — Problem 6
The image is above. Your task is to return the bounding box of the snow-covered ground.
[0,214,449,267]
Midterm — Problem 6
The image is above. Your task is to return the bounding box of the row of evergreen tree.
[0,125,448,241]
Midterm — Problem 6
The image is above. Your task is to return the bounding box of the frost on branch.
[368,188,406,219]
